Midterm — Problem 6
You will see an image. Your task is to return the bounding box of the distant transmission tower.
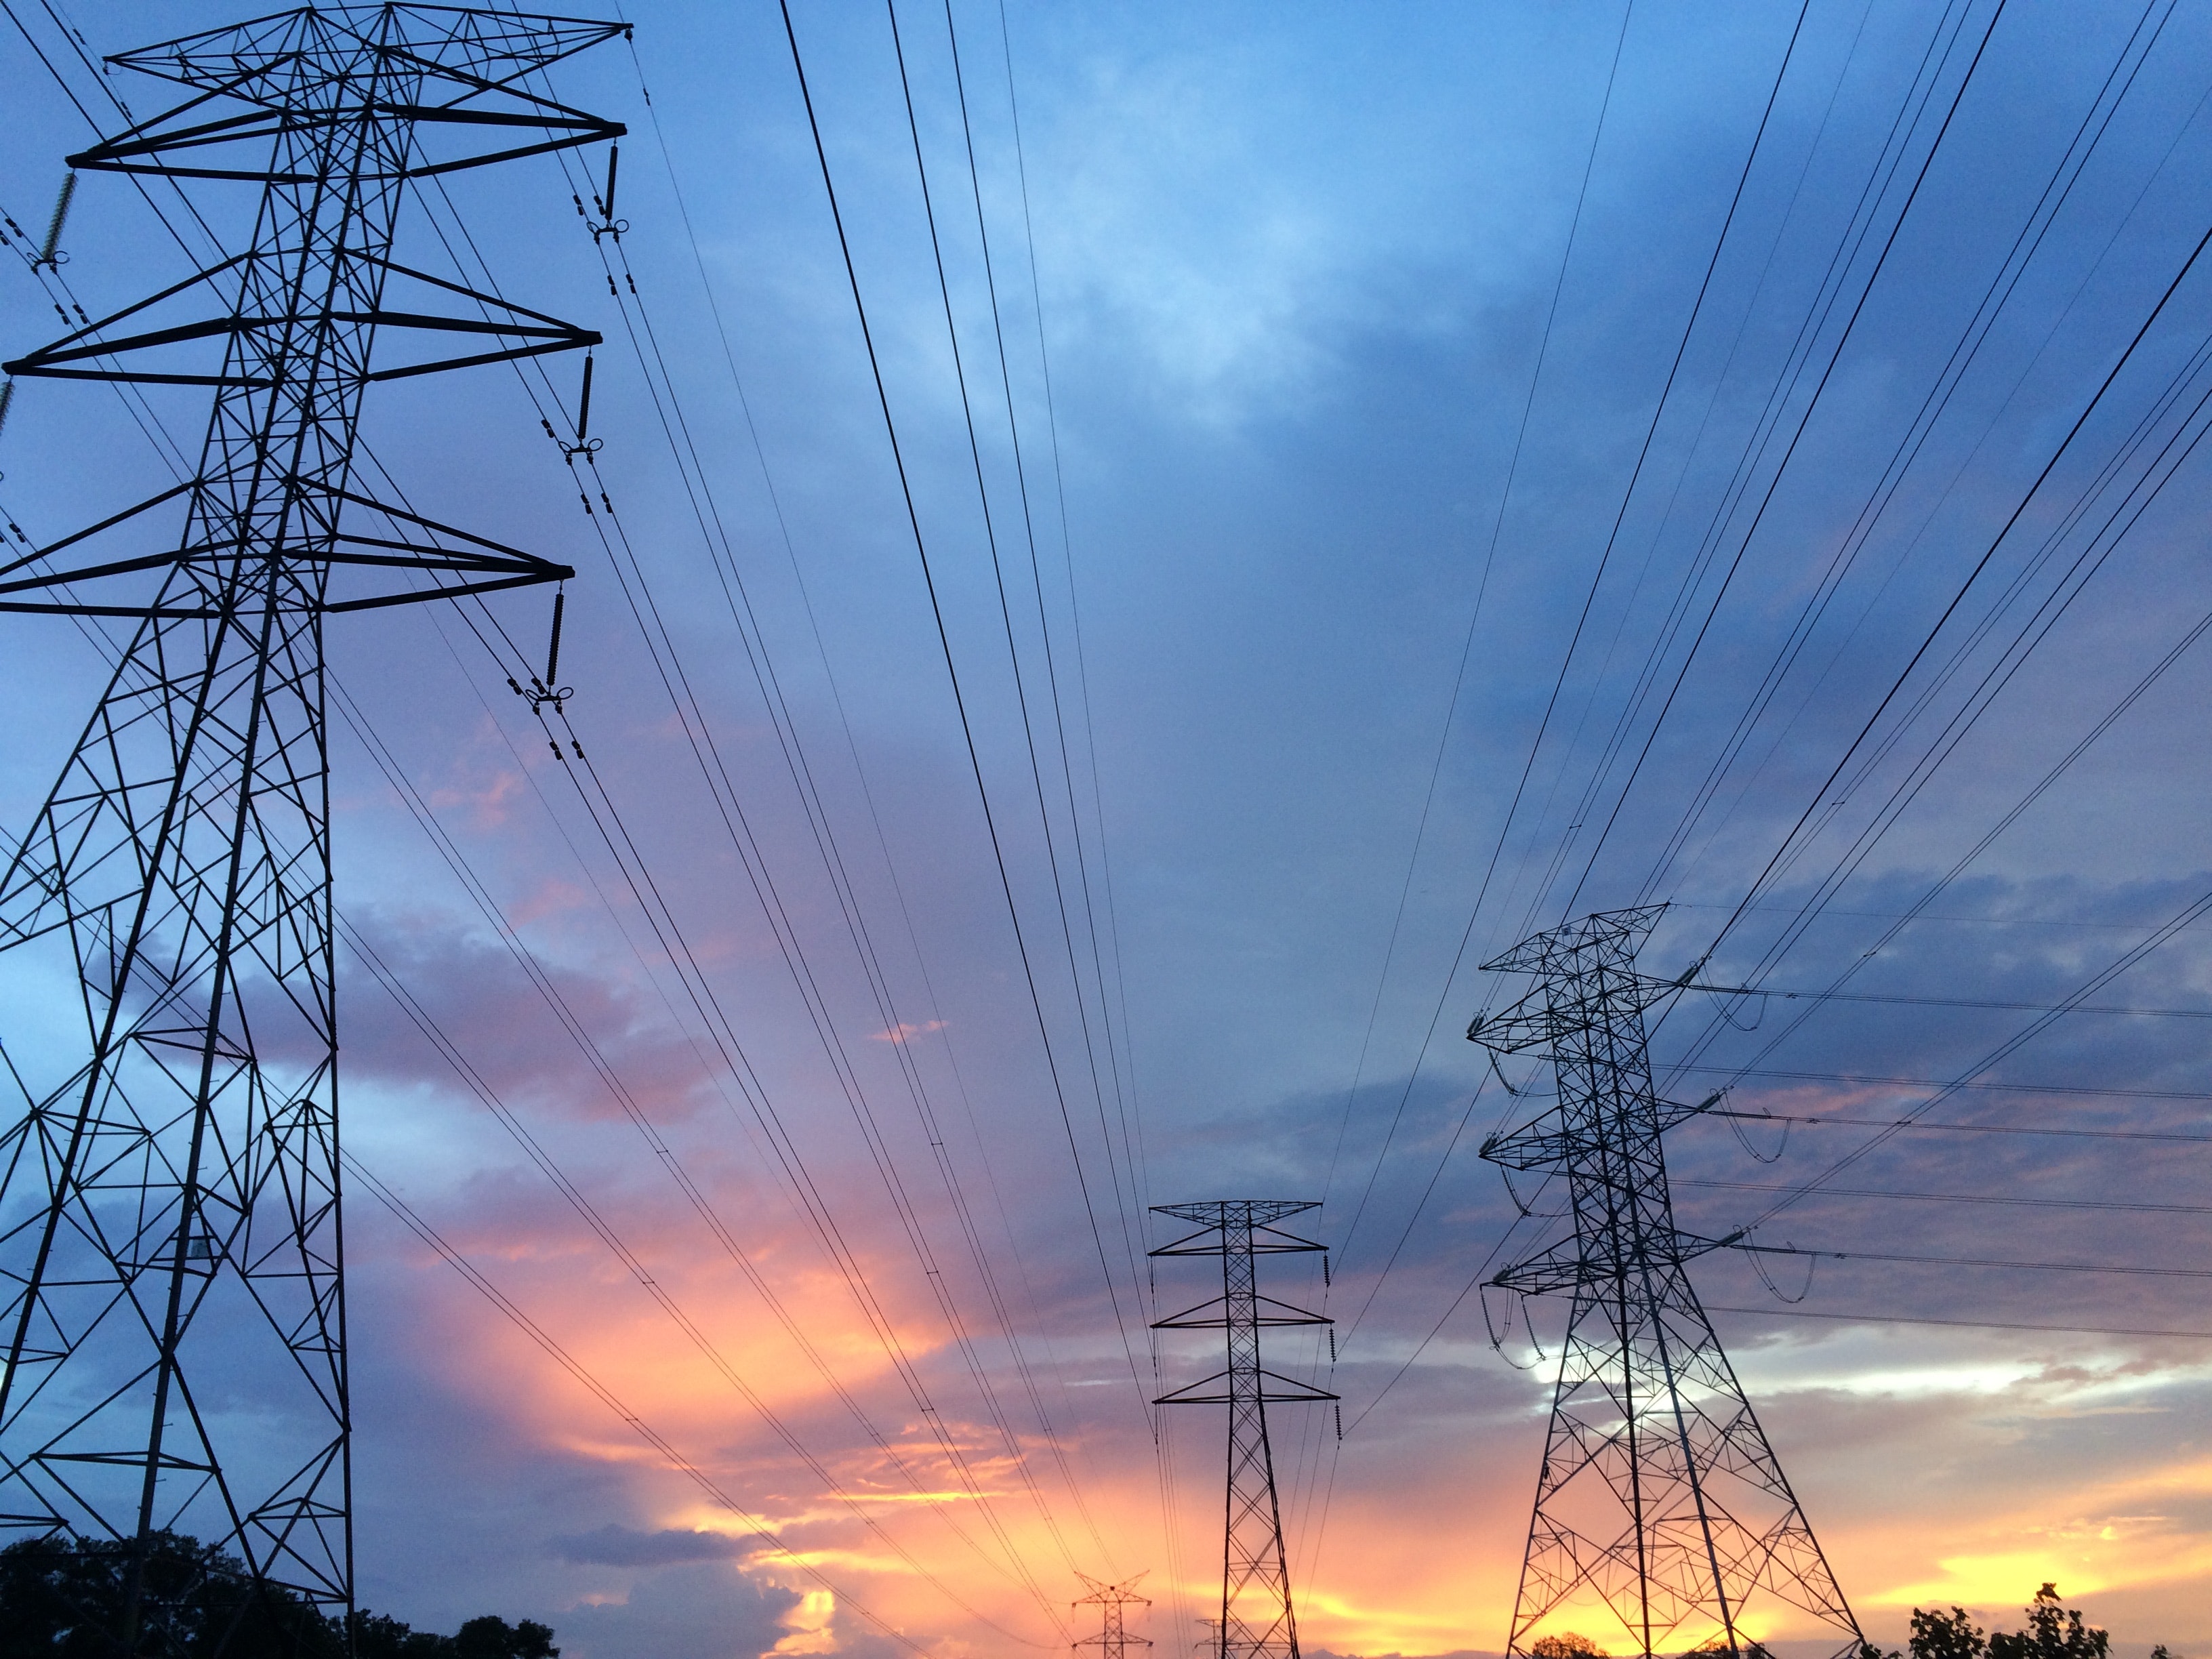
[0,8,621,1650]
[1075,1571,1153,1659]
[1467,906,1862,1659]
[1151,1201,1336,1659]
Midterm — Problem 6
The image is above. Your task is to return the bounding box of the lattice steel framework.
[1075,1571,1153,1659]
[1467,906,1860,1659]
[1151,1201,1335,1659]
[0,9,621,1651]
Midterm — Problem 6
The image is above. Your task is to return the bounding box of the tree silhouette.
[0,1533,558,1658]
[1988,1585,2109,1659]
[1860,1583,2148,1659]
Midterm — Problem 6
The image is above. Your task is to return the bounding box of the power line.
[334,182,1086,1620]
[1698,987,2212,1019]
[1307,0,1860,1515]
[4,138,1059,1659]
[980,0,1183,1611]
[1739,1242,2212,1281]
[926,0,1170,1590]
[1329,0,1641,1279]
[491,19,1109,1597]
[1545,0,2014,930]
[1654,560,2212,1099]
[1713,874,2212,1240]
[1699,173,2212,971]
[429,29,1108,1593]
[881,0,1149,1398]
[1643,155,2212,1142]
[1686,1069,2212,1102]
[1701,1108,2212,1143]
[933,0,1151,1357]
[1704,1304,2212,1341]
[1494,0,1974,935]
[1681,1179,2212,1216]
[774,0,1155,1433]
[1604,0,2177,916]
[1651,52,2212,928]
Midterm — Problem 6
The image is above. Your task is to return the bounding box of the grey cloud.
[549,1525,760,1568]
[554,1561,798,1659]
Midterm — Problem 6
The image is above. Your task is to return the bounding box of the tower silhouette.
[1151,1200,1336,1659]
[1075,1571,1153,1659]
[0,8,620,1649]
[1467,906,1861,1659]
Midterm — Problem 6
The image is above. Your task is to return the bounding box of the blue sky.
[5,2,2212,1656]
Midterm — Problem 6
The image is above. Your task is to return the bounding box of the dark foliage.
[1988,1586,2110,1659]
[1912,1606,1990,1659]
[350,1611,558,1659]
[1860,1584,2145,1659]
[0,1533,556,1659]
[0,1532,336,1659]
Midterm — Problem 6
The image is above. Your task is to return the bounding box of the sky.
[4,1,2212,1656]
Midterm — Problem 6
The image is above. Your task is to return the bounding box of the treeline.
[1531,1586,2184,1659]
[1867,1583,2179,1659]
[0,1532,556,1658]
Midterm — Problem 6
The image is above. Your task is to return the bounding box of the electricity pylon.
[1151,1201,1336,1659]
[0,8,621,1650]
[1467,906,1862,1659]
[1075,1571,1153,1659]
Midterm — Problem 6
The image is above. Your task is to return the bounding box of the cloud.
[335,907,730,1126]
[551,1525,762,1568]
[554,1561,800,1659]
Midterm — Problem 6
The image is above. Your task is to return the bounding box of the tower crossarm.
[1153,1293,1332,1330]
[1463,983,1563,1054]
[1152,1369,1339,1406]
[1151,1200,1324,1256]
[66,11,628,185]
[5,254,601,391]
[1469,971,1698,1054]
[1480,1090,1725,1173]
[0,478,574,621]
[106,9,629,99]
[1478,1105,1574,1172]
[1488,1228,1744,1296]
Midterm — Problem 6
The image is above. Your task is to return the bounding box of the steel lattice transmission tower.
[1151,1201,1336,1659]
[0,8,621,1649]
[1466,906,1862,1659]
[1075,1571,1153,1659]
